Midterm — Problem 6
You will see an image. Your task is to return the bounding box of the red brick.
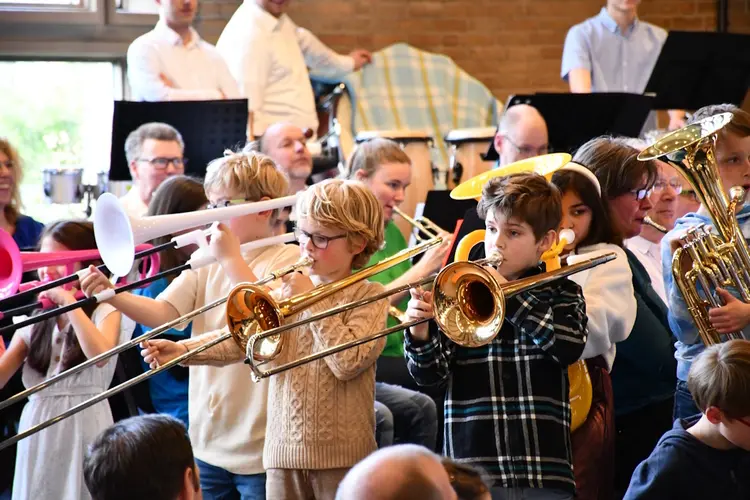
[196,0,728,100]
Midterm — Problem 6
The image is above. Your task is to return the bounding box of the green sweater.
[367,221,412,357]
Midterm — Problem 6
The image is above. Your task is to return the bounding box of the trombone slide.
[0,330,233,452]
[244,252,615,381]
[0,235,304,412]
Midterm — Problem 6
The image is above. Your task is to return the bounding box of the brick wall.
[272,0,720,104]
[728,0,750,33]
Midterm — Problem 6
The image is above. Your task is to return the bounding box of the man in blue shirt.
[561,0,686,132]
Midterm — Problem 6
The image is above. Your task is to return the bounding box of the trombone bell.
[226,285,284,359]
[433,261,505,347]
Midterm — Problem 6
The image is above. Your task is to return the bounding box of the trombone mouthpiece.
[486,251,504,266]
[644,216,667,234]
[559,229,576,246]
[729,186,747,204]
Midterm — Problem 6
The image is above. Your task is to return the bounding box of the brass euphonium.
[639,112,747,345]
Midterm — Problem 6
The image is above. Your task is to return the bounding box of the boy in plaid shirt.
[404,172,588,499]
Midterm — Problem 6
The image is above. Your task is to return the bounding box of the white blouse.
[567,243,637,371]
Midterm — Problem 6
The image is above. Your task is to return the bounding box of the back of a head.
[296,179,384,268]
[147,175,208,273]
[498,104,546,135]
[342,138,411,180]
[688,339,750,418]
[336,445,452,500]
[148,175,207,217]
[83,414,197,500]
[573,136,658,199]
[476,172,561,241]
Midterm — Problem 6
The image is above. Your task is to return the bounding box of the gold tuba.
[639,112,747,345]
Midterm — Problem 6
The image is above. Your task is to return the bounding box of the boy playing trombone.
[82,151,299,499]
[404,173,588,499]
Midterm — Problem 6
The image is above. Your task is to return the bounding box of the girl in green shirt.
[344,138,453,451]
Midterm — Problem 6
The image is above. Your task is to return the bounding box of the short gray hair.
[124,122,184,164]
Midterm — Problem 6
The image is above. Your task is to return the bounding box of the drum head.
[355,129,433,144]
[444,127,497,145]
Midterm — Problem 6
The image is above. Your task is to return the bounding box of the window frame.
[0,0,156,28]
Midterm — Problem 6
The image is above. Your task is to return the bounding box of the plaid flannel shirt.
[404,264,587,494]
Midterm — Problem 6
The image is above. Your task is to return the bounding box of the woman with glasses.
[573,136,677,497]
[623,140,683,303]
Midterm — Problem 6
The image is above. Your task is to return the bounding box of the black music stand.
[446,206,485,264]
[110,100,249,181]
[489,93,654,157]
[644,31,750,111]
[413,191,477,265]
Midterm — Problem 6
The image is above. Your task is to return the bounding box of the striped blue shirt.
[404,264,587,494]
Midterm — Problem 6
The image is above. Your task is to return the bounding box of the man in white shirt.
[625,157,681,303]
[484,104,549,168]
[120,122,186,218]
[127,0,241,101]
[216,0,371,138]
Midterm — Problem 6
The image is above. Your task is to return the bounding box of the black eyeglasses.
[502,135,549,157]
[207,198,251,210]
[294,228,347,249]
[137,157,187,170]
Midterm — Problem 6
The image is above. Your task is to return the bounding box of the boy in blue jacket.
[624,339,750,499]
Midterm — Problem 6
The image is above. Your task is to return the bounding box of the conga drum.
[444,127,497,190]
[355,130,434,242]
[42,167,84,204]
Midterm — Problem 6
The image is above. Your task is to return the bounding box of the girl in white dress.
[0,220,133,500]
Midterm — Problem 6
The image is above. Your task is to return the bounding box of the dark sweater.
[624,417,750,499]
[610,249,677,415]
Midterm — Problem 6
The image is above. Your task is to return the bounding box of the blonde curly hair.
[296,179,384,269]
[204,150,289,219]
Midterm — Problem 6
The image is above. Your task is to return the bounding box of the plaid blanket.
[312,43,502,171]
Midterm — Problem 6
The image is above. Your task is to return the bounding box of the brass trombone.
[393,206,444,243]
[239,251,616,381]
[639,112,747,345]
[0,256,312,451]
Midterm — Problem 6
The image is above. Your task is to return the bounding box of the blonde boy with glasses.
[81,151,300,499]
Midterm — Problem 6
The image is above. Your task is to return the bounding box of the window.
[0,0,82,6]
[115,0,157,15]
[0,61,120,223]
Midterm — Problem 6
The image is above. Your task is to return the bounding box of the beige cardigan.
[263,279,388,470]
